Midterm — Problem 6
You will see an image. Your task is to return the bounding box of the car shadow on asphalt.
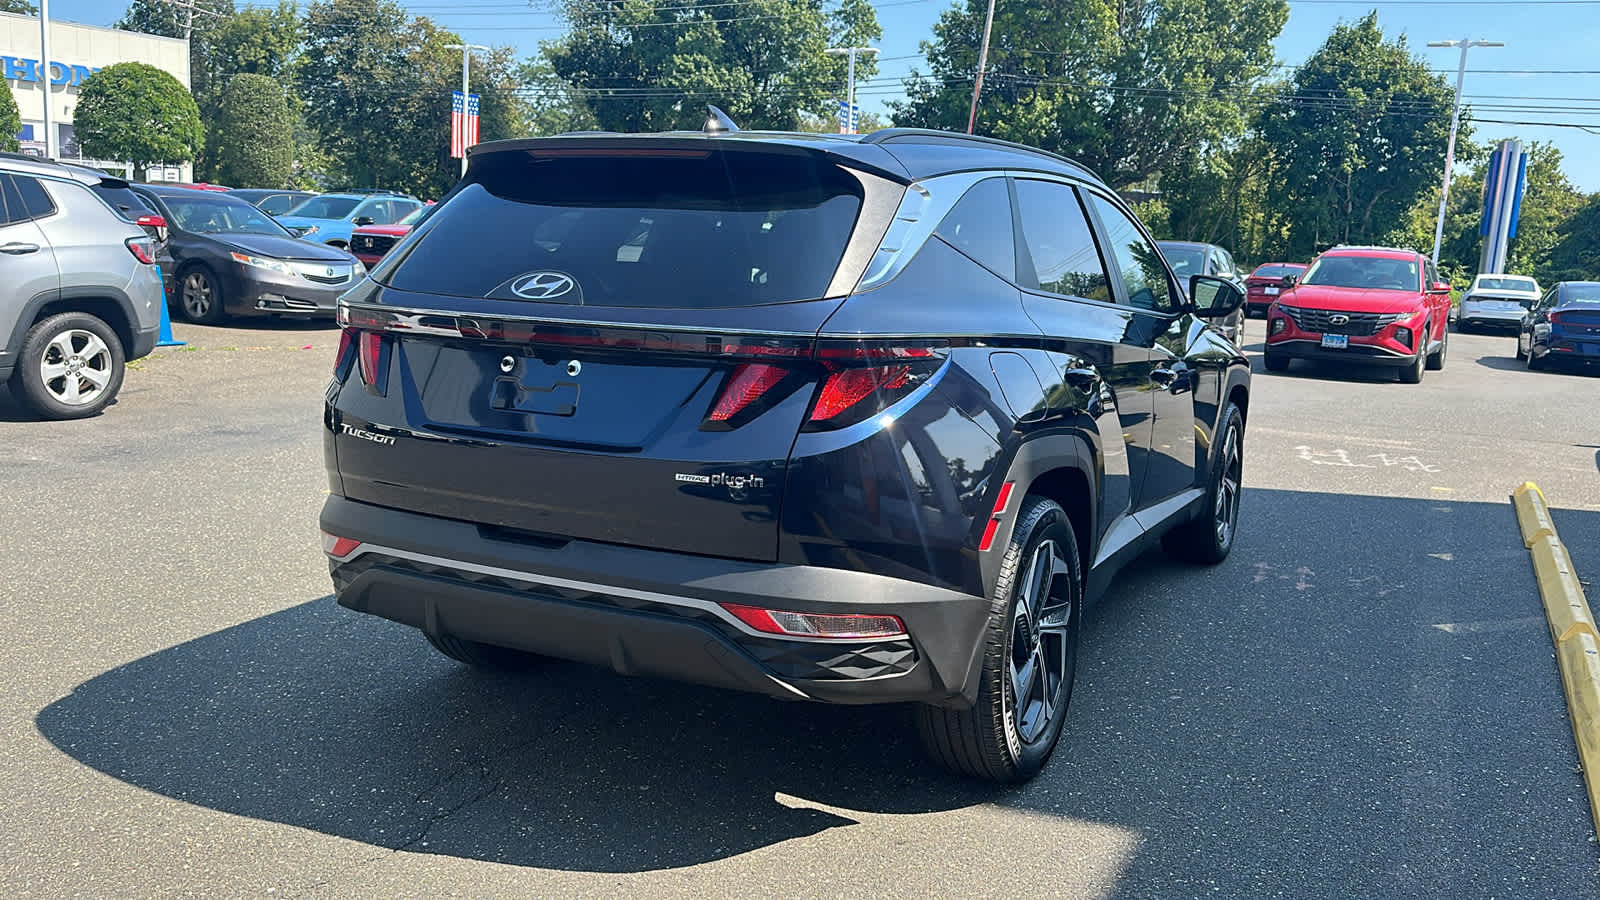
[32,490,1600,894]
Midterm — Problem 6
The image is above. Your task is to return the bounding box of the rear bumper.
[319,495,991,707]
[1459,306,1525,327]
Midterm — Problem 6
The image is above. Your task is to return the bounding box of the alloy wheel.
[1214,422,1242,548]
[183,272,213,319]
[39,329,113,407]
[1005,538,1075,746]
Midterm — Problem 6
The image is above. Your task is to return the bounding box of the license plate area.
[1265,286,1279,295]
[492,378,579,416]
[1321,334,1349,349]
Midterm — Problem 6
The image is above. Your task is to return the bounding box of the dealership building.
[2,11,191,178]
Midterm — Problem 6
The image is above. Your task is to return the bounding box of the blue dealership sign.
[1,56,99,87]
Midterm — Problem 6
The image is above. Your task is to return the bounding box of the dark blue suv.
[320,123,1250,782]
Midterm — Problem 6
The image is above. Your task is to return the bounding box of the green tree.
[545,0,836,132]
[823,0,882,103]
[1544,192,1600,282]
[892,0,1287,189]
[74,62,204,178]
[116,0,235,105]
[1257,14,1460,258]
[210,2,301,82]
[1,83,19,153]
[1,0,39,15]
[516,58,598,135]
[209,74,294,187]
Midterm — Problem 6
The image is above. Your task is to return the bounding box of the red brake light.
[803,342,946,430]
[810,365,913,423]
[709,363,788,423]
[124,236,156,264]
[1549,311,1565,324]
[358,331,384,388]
[136,214,165,228]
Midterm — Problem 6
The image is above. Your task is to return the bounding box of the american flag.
[450,91,481,159]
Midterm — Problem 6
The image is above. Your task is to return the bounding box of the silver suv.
[0,153,164,419]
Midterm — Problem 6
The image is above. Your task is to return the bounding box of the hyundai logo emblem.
[1329,314,1349,326]
[510,271,576,300]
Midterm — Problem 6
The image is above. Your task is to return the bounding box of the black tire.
[1515,336,1527,360]
[915,497,1082,783]
[14,313,126,420]
[425,632,544,670]
[1162,402,1244,565]
[1398,343,1425,383]
[1527,347,1545,371]
[1263,352,1289,373]
[178,265,228,324]
[1426,324,1447,371]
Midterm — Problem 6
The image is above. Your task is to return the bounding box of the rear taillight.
[804,345,944,430]
[720,603,906,639]
[358,331,384,389]
[125,236,156,264]
[707,363,790,425]
[335,328,354,374]
[1549,312,1566,325]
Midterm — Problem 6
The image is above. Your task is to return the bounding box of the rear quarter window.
[384,149,865,308]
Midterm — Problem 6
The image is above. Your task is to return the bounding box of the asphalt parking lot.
[3,318,1599,897]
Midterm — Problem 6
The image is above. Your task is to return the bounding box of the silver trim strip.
[327,540,908,645]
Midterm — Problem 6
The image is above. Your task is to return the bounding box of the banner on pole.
[450,91,481,159]
[836,99,859,134]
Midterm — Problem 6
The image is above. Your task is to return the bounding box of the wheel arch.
[10,288,137,358]
[988,430,1101,595]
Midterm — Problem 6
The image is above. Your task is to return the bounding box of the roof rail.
[860,128,1095,177]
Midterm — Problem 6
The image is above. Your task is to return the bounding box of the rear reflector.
[977,481,1016,552]
[721,603,906,639]
[321,533,361,558]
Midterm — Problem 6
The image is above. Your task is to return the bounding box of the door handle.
[1149,365,1177,387]
[0,242,40,255]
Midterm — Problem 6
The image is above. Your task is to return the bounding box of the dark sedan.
[1518,281,1600,372]
[1156,240,1247,343]
[133,185,365,323]
[227,188,316,217]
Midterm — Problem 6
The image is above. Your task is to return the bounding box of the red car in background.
[349,205,427,266]
[1264,246,1452,383]
[1244,262,1306,317]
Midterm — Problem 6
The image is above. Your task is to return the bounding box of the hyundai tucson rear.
[321,127,1251,782]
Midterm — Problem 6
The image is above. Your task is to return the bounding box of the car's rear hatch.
[332,137,910,562]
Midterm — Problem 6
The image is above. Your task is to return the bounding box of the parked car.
[164,182,233,192]
[1517,281,1600,371]
[1244,262,1307,317]
[132,185,364,323]
[349,205,426,266]
[1458,273,1541,333]
[276,191,424,249]
[1264,245,1451,383]
[227,188,316,217]
[1155,240,1245,342]
[51,162,169,243]
[319,125,1251,783]
[0,152,163,419]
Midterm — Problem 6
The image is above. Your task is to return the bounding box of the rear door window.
[1086,193,1175,312]
[385,149,865,308]
[934,178,1015,281]
[1013,179,1112,302]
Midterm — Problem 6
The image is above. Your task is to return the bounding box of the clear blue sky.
[38,0,1600,190]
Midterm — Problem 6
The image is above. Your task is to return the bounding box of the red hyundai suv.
[1244,262,1306,317]
[1264,246,1451,383]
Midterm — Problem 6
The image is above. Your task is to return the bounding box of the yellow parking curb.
[1513,482,1600,839]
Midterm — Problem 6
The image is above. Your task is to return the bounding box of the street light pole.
[825,46,878,134]
[38,0,54,159]
[1427,37,1503,266]
[444,43,489,177]
[966,0,997,134]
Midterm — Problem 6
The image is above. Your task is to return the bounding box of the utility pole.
[38,0,53,159]
[445,43,489,176]
[1427,37,1503,266]
[826,46,877,134]
[967,0,998,134]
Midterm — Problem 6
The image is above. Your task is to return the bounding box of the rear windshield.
[1301,255,1419,292]
[91,182,156,221]
[384,149,864,308]
[1158,245,1205,279]
[288,196,360,219]
[1252,264,1303,279]
[1477,276,1535,292]
[1563,283,1600,302]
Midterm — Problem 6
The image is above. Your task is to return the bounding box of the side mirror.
[352,216,375,226]
[1190,274,1245,319]
[1280,274,1297,288]
[287,225,311,238]
[1429,281,1451,294]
